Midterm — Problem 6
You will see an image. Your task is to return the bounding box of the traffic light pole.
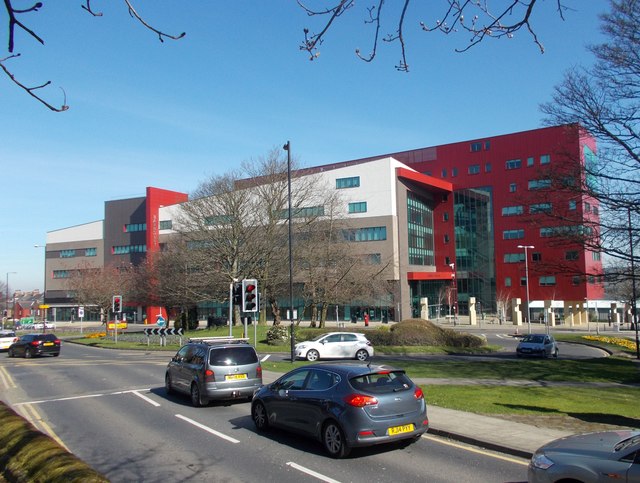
[284,141,295,363]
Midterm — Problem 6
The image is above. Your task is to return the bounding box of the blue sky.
[1,1,605,292]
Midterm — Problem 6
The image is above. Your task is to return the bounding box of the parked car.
[294,332,374,361]
[8,333,61,358]
[516,334,558,358]
[528,430,640,483]
[251,361,429,458]
[0,330,17,351]
[165,337,262,407]
[33,321,56,330]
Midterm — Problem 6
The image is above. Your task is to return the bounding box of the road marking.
[422,434,529,466]
[175,414,240,444]
[286,462,342,483]
[131,390,161,407]
[18,403,70,452]
[13,388,153,406]
[0,365,16,389]
[261,354,271,361]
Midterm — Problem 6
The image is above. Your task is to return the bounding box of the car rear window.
[209,346,258,365]
[349,371,412,394]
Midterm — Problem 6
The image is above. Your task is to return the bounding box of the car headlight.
[296,344,306,350]
[530,453,554,470]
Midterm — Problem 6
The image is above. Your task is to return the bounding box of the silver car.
[165,337,262,407]
[529,430,640,482]
[517,334,559,358]
[251,361,429,458]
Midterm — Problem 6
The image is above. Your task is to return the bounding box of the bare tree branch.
[123,0,185,42]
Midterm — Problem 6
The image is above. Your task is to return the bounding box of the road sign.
[156,316,166,327]
[39,304,50,309]
[78,307,85,318]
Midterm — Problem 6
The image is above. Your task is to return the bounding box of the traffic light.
[242,279,258,312]
[232,282,242,306]
[112,295,122,313]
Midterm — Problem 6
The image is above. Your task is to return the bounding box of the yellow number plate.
[388,424,414,436]
[225,374,248,381]
[43,342,54,346]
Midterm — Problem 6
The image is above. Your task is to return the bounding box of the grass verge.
[0,401,107,483]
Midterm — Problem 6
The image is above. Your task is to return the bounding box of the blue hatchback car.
[251,361,429,458]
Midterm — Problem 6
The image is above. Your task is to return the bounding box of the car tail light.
[358,430,375,437]
[30,341,40,347]
[204,369,215,382]
[256,365,262,378]
[54,339,61,344]
[414,387,424,400]
[345,394,378,407]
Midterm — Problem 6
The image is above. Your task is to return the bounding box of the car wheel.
[355,349,369,361]
[306,349,320,362]
[25,348,33,359]
[322,420,350,458]
[553,348,559,358]
[53,353,60,357]
[252,401,269,432]
[7,348,14,358]
[190,382,206,407]
[165,373,174,394]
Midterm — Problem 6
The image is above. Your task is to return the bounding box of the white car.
[0,330,17,351]
[295,332,374,362]
[33,321,56,330]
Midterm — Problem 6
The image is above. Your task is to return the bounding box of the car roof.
[305,361,402,377]
[322,332,367,337]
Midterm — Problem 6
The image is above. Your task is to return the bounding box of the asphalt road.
[0,343,529,482]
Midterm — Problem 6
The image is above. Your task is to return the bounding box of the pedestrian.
[364,312,369,327]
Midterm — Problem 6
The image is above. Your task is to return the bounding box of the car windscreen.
[349,371,412,394]
[209,346,258,365]
[522,335,544,343]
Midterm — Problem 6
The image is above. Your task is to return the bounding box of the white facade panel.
[47,220,103,244]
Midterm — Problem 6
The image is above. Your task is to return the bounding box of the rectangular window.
[84,247,97,257]
[468,164,480,175]
[565,251,579,261]
[592,251,601,261]
[485,141,491,151]
[505,277,512,287]
[53,270,70,279]
[532,252,542,262]
[124,223,146,232]
[348,202,367,214]
[569,200,577,210]
[159,220,172,230]
[528,179,551,190]
[502,205,524,216]
[572,276,581,286]
[540,154,551,165]
[509,183,517,193]
[451,167,458,177]
[444,234,450,243]
[520,277,527,286]
[485,163,492,173]
[342,226,387,242]
[471,142,482,152]
[504,253,525,263]
[503,229,524,240]
[441,168,447,178]
[530,203,552,214]
[540,276,556,286]
[527,157,534,167]
[336,176,360,189]
[112,244,147,255]
[505,159,521,170]
[60,249,76,258]
[584,202,591,212]
[443,212,449,221]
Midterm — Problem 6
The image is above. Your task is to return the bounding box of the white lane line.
[175,414,240,444]
[131,390,161,407]
[13,388,152,406]
[421,434,529,466]
[261,354,271,362]
[286,462,342,483]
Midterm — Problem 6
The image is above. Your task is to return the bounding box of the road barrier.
[143,327,184,346]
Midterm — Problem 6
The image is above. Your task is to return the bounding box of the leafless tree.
[540,0,640,284]
[298,0,568,71]
[1,0,184,111]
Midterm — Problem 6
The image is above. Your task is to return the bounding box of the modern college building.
[42,124,603,323]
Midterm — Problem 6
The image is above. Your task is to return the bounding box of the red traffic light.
[242,279,258,312]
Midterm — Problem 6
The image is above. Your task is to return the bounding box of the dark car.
[516,334,559,358]
[528,430,640,483]
[251,361,429,458]
[8,333,61,358]
[165,337,262,407]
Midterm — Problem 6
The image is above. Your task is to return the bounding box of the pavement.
[26,318,640,460]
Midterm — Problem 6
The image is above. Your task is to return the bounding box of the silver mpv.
[165,337,262,407]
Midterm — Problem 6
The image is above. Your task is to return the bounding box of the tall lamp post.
[448,263,457,325]
[5,271,16,329]
[518,245,534,334]
[283,141,295,362]
[34,244,47,331]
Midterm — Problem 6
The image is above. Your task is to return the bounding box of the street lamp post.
[283,141,295,362]
[518,245,534,334]
[448,263,457,325]
[5,272,16,329]
[34,244,47,332]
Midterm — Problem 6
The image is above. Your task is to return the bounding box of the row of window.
[124,221,172,232]
[112,244,147,255]
[503,250,587,263]
[59,248,97,258]
[423,154,551,179]
[502,225,594,240]
[505,274,603,287]
[506,155,551,170]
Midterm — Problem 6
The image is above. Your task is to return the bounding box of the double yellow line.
[0,366,68,451]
